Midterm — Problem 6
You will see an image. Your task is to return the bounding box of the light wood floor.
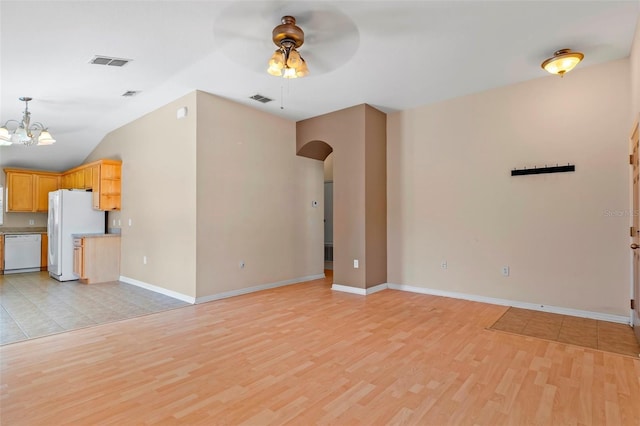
[1,274,640,425]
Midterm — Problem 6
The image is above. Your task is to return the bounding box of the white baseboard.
[119,276,196,304]
[387,283,630,325]
[195,273,325,304]
[331,282,388,295]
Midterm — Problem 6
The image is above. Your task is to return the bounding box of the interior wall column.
[296,104,387,290]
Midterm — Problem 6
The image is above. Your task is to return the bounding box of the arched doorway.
[296,139,334,281]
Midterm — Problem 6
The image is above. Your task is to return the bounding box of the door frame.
[630,115,639,339]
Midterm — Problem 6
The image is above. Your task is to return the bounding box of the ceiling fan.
[212,2,360,77]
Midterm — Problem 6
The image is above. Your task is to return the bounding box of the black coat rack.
[511,164,575,176]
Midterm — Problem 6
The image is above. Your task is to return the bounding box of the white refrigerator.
[48,190,105,281]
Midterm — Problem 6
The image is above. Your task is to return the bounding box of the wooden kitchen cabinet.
[35,175,60,212]
[83,166,93,190]
[4,158,121,213]
[4,169,60,212]
[5,170,34,211]
[73,235,120,284]
[40,233,48,270]
[92,160,122,211]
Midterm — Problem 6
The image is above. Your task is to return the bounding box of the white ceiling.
[1,0,638,172]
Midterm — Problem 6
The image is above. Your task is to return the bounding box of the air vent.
[122,90,139,97]
[90,55,132,67]
[249,94,273,104]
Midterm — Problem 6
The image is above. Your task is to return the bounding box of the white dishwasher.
[4,234,42,274]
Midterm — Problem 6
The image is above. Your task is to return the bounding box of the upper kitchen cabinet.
[91,160,122,211]
[4,158,121,213]
[35,174,60,211]
[4,169,60,212]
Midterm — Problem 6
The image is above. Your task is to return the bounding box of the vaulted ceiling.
[1,0,638,171]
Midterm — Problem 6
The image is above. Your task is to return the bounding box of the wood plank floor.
[491,307,640,357]
[1,274,640,425]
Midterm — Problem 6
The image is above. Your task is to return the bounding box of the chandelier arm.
[29,122,47,130]
[1,119,22,128]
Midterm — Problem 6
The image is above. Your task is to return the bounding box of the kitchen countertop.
[72,233,121,238]
[0,227,47,235]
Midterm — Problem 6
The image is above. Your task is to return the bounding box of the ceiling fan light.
[283,67,297,79]
[267,50,285,76]
[296,59,309,78]
[286,48,302,68]
[541,49,584,76]
[267,66,283,76]
[37,130,56,145]
[269,50,285,68]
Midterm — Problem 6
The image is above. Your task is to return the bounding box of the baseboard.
[195,273,326,304]
[387,283,630,324]
[331,283,388,295]
[119,276,196,304]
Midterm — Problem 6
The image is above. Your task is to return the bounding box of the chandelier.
[267,16,309,79]
[0,97,56,146]
[541,49,584,77]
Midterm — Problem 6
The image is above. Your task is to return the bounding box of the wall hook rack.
[511,163,575,176]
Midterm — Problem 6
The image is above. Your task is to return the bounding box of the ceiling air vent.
[90,55,132,67]
[249,94,273,104]
[122,90,139,97]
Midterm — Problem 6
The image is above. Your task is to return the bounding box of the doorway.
[324,152,334,271]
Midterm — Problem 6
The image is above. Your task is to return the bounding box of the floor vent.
[90,55,132,67]
[249,94,273,103]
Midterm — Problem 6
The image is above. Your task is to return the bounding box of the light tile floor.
[0,271,190,345]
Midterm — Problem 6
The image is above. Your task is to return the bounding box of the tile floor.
[0,271,190,345]
[490,307,640,357]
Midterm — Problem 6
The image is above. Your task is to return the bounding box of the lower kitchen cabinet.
[73,235,120,284]
[40,233,48,271]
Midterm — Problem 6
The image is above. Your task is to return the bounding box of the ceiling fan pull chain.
[280,85,284,110]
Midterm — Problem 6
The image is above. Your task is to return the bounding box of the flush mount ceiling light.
[0,97,56,146]
[267,16,309,79]
[541,49,584,77]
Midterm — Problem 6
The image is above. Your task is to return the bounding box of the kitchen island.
[72,234,121,284]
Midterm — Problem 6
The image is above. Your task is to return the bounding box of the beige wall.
[324,152,334,182]
[298,106,367,288]
[388,59,630,316]
[297,104,387,289]
[365,106,387,287]
[632,17,640,121]
[86,92,198,297]
[195,91,323,297]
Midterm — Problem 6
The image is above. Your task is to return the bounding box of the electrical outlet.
[502,266,510,277]
[353,259,359,268]
[143,256,147,265]
[128,218,132,226]
[441,260,448,269]
[29,219,35,225]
